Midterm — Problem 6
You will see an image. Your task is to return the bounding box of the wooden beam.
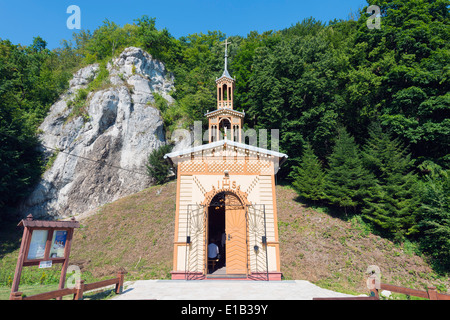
[380,283,429,299]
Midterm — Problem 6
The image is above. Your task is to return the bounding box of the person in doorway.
[208,238,219,259]
[208,238,220,273]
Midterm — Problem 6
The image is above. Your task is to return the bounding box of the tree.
[417,162,450,271]
[361,123,421,240]
[324,127,371,214]
[146,144,174,185]
[291,143,326,203]
[354,0,450,167]
[134,15,175,63]
[245,20,352,178]
[0,39,61,218]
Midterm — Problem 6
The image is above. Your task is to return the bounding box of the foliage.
[417,163,450,270]
[146,144,174,185]
[244,20,349,178]
[151,93,186,136]
[323,127,372,214]
[353,0,450,167]
[0,37,69,216]
[291,142,326,203]
[361,123,421,241]
[66,60,110,122]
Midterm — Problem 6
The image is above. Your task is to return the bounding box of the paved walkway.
[111,280,356,300]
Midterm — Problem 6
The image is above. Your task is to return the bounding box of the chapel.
[165,39,287,280]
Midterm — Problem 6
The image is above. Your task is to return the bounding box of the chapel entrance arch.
[206,190,248,275]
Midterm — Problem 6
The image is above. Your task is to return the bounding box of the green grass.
[0,284,121,300]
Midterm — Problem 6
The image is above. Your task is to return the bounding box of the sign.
[50,230,67,258]
[27,230,48,260]
[10,214,80,300]
[39,260,53,268]
[217,178,237,190]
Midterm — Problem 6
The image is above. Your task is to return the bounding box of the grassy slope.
[70,181,176,281]
[1,180,448,298]
[276,186,448,294]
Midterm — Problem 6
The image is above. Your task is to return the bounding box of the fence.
[370,282,450,300]
[314,275,450,300]
[10,270,126,300]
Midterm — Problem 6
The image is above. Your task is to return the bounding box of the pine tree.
[418,163,450,270]
[361,123,421,241]
[324,127,371,214]
[291,143,326,203]
[146,144,173,185]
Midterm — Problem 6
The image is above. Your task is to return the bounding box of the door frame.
[204,189,250,276]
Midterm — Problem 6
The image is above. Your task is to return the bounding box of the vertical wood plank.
[115,271,126,294]
[10,226,31,298]
[57,228,74,299]
[43,229,54,260]
[73,279,85,300]
[10,292,23,300]
[428,286,438,300]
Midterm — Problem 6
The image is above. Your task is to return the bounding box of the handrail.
[367,276,450,300]
[10,270,126,300]
[314,273,450,300]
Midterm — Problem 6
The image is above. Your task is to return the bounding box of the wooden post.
[73,279,85,300]
[10,292,23,300]
[10,215,33,300]
[115,270,126,294]
[427,286,438,300]
[367,276,379,299]
[58,224,75,296]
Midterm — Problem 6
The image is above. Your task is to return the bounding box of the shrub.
[146,144,174,185]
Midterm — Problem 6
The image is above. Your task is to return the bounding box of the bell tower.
[217,38,234,110]
[206,38,245,143]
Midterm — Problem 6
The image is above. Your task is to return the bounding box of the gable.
[164,140,288,174]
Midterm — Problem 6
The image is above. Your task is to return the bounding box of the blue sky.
[0,0,368,49]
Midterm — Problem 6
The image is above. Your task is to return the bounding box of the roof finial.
[222,37,231,78]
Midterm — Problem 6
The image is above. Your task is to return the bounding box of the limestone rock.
[22,47,174,219]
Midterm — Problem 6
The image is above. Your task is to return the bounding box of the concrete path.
[111,280,356,300]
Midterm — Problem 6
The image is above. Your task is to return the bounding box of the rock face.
[23,47,174,219]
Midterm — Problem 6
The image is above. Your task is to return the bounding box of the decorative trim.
[201,186,250,207]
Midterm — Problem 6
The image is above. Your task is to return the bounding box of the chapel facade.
[165,40,287,280]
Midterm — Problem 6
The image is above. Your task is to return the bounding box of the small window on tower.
[223,84,228,100]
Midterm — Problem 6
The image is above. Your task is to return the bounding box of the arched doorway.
[207,191,247,276]
[219,118,231,139]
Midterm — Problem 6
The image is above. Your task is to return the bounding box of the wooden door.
[225,204,247,275]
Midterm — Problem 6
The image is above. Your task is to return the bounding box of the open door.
[226,206,247,274]
[224,194,247,275]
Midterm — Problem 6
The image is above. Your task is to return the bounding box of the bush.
[146,144,174,185]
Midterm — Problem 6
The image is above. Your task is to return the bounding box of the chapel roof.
[205,108,245,118]
[164,139,288,165]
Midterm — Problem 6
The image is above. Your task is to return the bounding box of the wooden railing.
[10,270,126,300]
[314,274,450,300]
[371,282,450,300]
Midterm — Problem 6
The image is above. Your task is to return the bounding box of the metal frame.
[185,204,207,280]
[185,196,269,281]
[247,204,269,281]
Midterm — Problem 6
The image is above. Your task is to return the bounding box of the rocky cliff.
[23,47,174,219]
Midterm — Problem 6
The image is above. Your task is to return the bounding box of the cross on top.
[222,38,230,56]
